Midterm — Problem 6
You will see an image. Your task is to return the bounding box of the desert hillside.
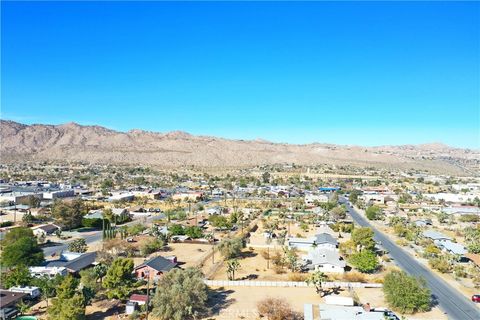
[1,120,478,175]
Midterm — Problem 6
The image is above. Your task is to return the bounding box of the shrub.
[288,273,307,282]
[273,265,286,274]
[428,256,452,273]
[383,270,431,314]
[141,238,165,256]
[342,271,366,283]
[82,218,104,229]
[0,221,13,227]
[218,237,243,259]
[366,205,382,220]
[257,298,301,320]
[348,250,379,273]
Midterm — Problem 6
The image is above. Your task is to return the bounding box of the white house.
[43,189,75,200]
[305,194,329,205]
[303,248,345,273]
[288,233,338,251]
[29,266,68,278]
[424,193,477,204]
[31,224,60,237]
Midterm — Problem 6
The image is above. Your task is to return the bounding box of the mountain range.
[1,120,478,175]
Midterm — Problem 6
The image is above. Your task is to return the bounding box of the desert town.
[0,162,479,320]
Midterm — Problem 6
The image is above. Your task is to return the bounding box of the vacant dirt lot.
[204,285,323,320]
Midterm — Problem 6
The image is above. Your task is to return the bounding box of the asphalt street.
[42,214,164,257]
[341,197,480,320]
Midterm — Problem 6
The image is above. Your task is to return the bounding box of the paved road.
[340,197,480,320]
[42,214,165,257]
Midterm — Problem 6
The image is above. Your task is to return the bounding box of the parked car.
[472,294,480,303]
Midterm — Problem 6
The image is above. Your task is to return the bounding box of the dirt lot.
[204,285,323,320]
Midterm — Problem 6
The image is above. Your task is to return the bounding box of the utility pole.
[212,230,215,265]
[267,246,270,269]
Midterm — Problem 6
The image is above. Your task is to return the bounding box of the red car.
[472,295,480,303]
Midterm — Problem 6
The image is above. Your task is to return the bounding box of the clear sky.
[2,1,479,148]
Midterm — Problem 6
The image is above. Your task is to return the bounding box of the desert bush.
[342,271,366,283]
[257,297,301,320]
[260,250,270,260]
[272,265,285,274]
[288,273,307,282]
[428,256,452,273]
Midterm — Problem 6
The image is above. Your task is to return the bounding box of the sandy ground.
[204,286,323,320]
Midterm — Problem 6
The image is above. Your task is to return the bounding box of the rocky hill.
[1,120,478,175]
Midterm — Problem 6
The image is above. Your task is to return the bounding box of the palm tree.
[227,259,241,280]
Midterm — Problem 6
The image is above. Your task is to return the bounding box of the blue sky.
[2,1,479,148]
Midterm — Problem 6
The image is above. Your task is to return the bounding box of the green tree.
[423,244,441,258]
[428,256,452,273]
[1,236,44,267]
[208,215,232,229]
[68,238,88,253]
[349,190,361,204]
[80,268,101,292]
[184,226,203,239]
[102,258,135,299]
[2,227,34,243]
[330,205,347,220]
[226,259,241,280]
[51,199,86,230]
[348,250,379,273]
[351,227,375,251]
[305,271,328,297]
[151,267,208,320]
[32,275,63,308]
[283,247,299,272]
[141,238,165,256]
[48,275,86,320]
[262,172,271,184]
[383,270,431,314]
[365,205,382,220]
[1,265,32,288]
[26,195,41,208]
[218,237,243,259]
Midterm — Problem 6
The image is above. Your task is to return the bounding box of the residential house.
[0,290,27,320]
[108,192,135,202]
[305,194,329,206]
[134,256,177,282]
[442,206,480,216]
[43,251,97,274]
[43,189,75,199]
[422,230,451,243]
[435,240,467,257]
[303,248,346,273]
[288,233,338,251]
[29,266,68,278]
[413,219,432,228]
[172,192,203,201]
[31,224,60,237]
[304,304,384,320]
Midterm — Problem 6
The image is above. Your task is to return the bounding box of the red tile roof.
[129,294,148,302]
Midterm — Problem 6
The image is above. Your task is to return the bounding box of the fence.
[204,279,382,288]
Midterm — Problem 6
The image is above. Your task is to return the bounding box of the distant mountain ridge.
[1,120,478,175]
